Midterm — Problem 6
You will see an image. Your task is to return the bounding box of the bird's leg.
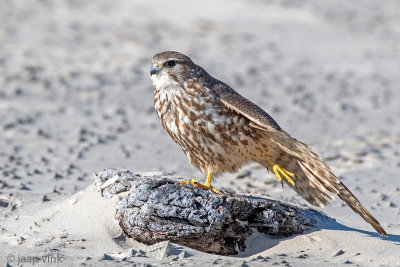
[267,160,296,186]
[179,169,220,193]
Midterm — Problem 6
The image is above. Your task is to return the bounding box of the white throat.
[151,72,181,91]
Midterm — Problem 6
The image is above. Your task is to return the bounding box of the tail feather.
[336,182,386,236]
[300,161,339,195]
[261,131,388,236]
[298,162,336,199]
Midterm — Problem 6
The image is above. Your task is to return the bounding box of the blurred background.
[0,0,399,225]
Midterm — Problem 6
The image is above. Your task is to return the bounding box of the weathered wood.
[95,168,323,256]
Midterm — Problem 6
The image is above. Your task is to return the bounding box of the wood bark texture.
[95,168,323,255]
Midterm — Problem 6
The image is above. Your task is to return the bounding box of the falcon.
[150,51,387,236]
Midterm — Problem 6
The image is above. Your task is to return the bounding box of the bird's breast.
[154,86,253,149]
[154,86,213,138]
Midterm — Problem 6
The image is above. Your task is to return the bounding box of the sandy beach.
[1,0,399,266]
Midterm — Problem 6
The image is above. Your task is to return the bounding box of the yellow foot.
[179,178,220,194]
[268,160,296,186]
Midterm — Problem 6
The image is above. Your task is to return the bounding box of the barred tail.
[259,131,387,236]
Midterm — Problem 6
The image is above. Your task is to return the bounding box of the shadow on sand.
[233,197,399,258]
[319,219,400,243]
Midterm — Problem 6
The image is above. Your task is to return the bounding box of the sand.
[1,0,399,266]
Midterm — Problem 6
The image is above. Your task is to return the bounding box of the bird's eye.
[165,60,176,67]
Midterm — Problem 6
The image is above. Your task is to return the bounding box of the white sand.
[1,0,399,266]
[1,181,399,266]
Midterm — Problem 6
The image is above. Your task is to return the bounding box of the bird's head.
[150,51,199,90]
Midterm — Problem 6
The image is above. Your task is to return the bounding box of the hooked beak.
[150,65,161,76]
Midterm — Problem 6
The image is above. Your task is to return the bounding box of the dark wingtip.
[377,226,388,237]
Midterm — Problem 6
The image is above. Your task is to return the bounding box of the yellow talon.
[179,170,220,193]
[268,160,296,186]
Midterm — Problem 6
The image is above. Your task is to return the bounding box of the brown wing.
[210,82,281,132]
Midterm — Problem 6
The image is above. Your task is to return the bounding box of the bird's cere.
[150,65,160,75]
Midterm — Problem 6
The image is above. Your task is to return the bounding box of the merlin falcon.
[150,51,387,236]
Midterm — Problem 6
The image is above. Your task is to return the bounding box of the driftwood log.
[95,168,323,255]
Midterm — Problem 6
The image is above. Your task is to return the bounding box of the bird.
[150,50,387,236]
